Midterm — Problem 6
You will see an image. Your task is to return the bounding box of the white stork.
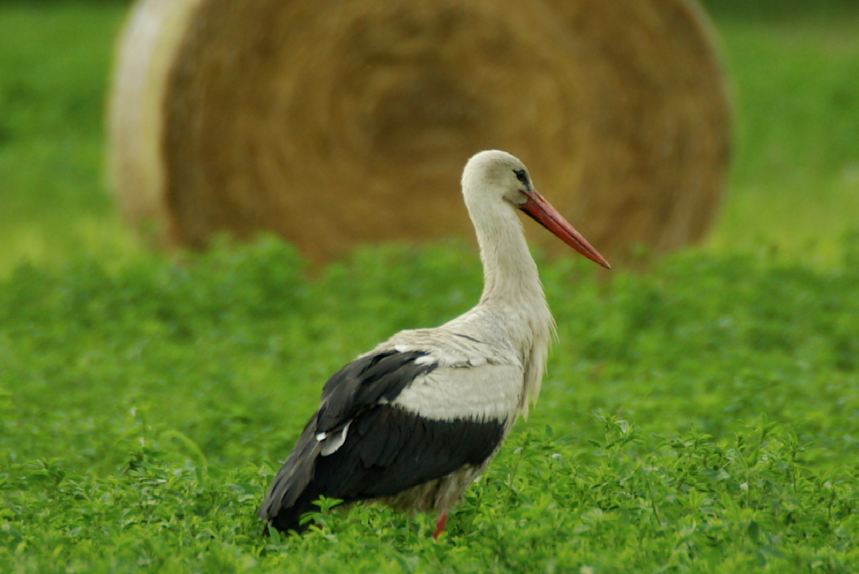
[259,150,610,538]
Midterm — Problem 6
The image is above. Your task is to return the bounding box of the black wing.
[316,350,436,433]
[258,350,506,533]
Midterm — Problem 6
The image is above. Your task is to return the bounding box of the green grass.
[1,239,858,572]
[702,0,858,21]
[1,2,858,573]
[0,3,137,274]
[706,17,859,266]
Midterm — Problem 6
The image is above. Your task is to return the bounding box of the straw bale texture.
[108,0,731,262]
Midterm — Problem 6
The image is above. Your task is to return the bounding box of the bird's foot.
[432,512,448,540]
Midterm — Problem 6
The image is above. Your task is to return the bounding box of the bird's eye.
[513,169,529,187]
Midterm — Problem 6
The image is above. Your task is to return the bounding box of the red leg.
[432,512,448,540]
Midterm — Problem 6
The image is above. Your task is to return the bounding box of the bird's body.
[259,150,609,537]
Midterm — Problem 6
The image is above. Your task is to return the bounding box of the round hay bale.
[108,0,730,263]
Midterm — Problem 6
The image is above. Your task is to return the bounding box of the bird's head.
[461,150,535,206]
[462,150,611,269]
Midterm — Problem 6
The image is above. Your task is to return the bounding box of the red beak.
[520,190,611,269]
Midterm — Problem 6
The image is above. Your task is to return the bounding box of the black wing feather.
[317,405,505,497]
[316,350,437,433]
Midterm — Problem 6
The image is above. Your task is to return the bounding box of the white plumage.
[259,150,609,538]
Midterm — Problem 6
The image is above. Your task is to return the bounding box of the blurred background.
[0,0,857,275]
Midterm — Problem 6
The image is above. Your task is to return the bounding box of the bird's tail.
[259,413,325,534]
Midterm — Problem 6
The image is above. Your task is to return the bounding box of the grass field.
[707,16,859,266]
[1,2,858,573]
[2,239,857,572]
[0,3,135,275]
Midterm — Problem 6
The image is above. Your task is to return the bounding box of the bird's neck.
[472,206,544,307]
[470,202,553,419]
